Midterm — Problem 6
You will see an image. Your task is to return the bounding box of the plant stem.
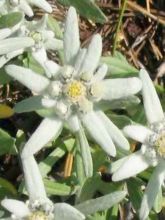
[112,0,127,55]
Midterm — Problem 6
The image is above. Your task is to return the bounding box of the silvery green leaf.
[64,7,80,64]
[75,191,126,215]
[82,111,116,156]
[39,146,66,177]
[22,156,48,201]
[5,65,50,94]
[139,69,164,124]
[112,150,150,181]
[1,199,30,218]
[0,12,24,32]
[21,117,63,159]
[58,0,107,24]
[81,34,102,80]
[95,96,140,112]
[75,138,86,185]
[47,15,63,39]
[97,111,130,150]
[101,54,138,77]
[14,96,43,113]
[76,125,93,178]
[44,179,72,196]
[153,188,162,213]
[0,37,34,55]
[54,203,85,220]
[139,160,165,220]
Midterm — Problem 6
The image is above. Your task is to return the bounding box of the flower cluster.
[0,1,164,220]
[5,7,142,162]
[112,69,165,220]
[1,156,85,220]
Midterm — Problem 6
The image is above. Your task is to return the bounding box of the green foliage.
[0,12,23,28]
[57,0,107,24]
[0,129,16,155]
[101,52,138,77]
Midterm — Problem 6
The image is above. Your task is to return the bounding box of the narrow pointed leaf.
[75,191,126,215]
[14,96,43,113]
[76,125,93,178]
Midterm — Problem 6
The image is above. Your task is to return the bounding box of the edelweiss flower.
[6,7,142,162]
[0,12,35,68]
[1,156,85,220]
[112,69,165,220]
[0,0,52,17]
[0,12,24,40]
[0,14,63,70]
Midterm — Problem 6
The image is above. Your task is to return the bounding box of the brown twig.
[127,1,165,26]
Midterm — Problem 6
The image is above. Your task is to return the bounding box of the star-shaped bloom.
[1,156,85,220]
[0,12,36,68]
[112,69,165,220]
[0,14,63,70]
[0,0,52,17]
[6,7,142,166]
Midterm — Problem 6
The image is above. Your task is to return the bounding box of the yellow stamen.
[155,133,165,158]
[66,81,86,101]
[28,211,48,220]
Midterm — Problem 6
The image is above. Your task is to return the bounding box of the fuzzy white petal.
[0,37,34,55]
[22,117,63,159]
[1,199,30,218]
[67,115,80,132]
[44,60,60,78]
[123,125,152,143]
[32,48,54,78]
[45,38,63,51]
[19,0,34,17]
[54,203,85,220]
[22,156,47,201]
[91,64,107,83]
[28,0,52,13]
[109,156,129,173]
[139,69,164,124]
[74,48,87,75]
[0,28,11,40]
[81,34,102,80]
[64,7,80,64]
[112,151,150,181]
[0,49,23,68]
[97,111,130,150]
[5,65,50,94]
[98,77,142,100]
[82,111,116,156]
[139,160,165,220]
